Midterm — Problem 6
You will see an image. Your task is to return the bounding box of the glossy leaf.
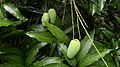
[0,18,15,27]
[78,41,112,67]
[0,5,7,18]
[0,29,23,39]
[26,42,47,56]
[0,47,23,56]
[59,43,77,66]
[25,49,39,66]
[0,55,24,64]
[26,31,56,43]
[76,30,95,62]
[89,54,116,67]
[29,24,47,32]
[3,3,27,22]
[45,22,69,44]
[79,49,111,67]
[31,57,63,67]
[90,3,96,15]
[44,63,69,67]
[99,0,106,11]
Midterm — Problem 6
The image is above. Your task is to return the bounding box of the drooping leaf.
[0,47,23,57]
[0,55,24,64]
[31,57,63,67]
[78,41,112,67]
[0,29,23,39]
[3,3,27,22]
[64,26,72,34]
[99,0,106,11]
[29,24,47,32]
[44,63,69,67]
[90,3,96,15]
[59,43,77,66]
[45,22,69,44]
[0,5,7,18]
[0,18,15,27]
[89,54,116,67]
[25,49,39,66]
[79,49,111,67]
[26,42,47,56]
[76,30,95,62]
[26,31,56,43]
[50,43,57,56]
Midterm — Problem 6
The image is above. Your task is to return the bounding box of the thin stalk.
[77,17,81,39]
[73,0,109,67]
[71,1,75,39]
[62,0,66,25]
[75,6,89,28]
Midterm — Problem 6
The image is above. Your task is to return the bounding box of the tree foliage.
[0,0,120,67]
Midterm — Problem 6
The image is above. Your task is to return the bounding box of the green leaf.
[102,29,114,38]
[31,57,63,67]
[89,54,116,67]
[78,41,112,67]
[90,3,96,15]
[0,29,23,39]
[0,5,7,18]
[0,47,23,57]
[26,42,47,56]
[54,16,62,29]
[0,55,24,64]
[3,3,27,22]
[0,62,24,67]
[76,30,95,62]
[25,49,39,66]
[117,56,120,61]
[99,0,106,11]
[45,22,69,44]
[64,26,72,34]
[26,31,56,43]
[59,43,77,66]
[0,18,15,27]
[115,16,120,24]
[29,24,47,32]
[0,51,5,54]
[79,49,111,67]
[44,63,69,67]
[117,49,120,56]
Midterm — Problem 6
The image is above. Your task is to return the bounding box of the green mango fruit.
[67,39,80,59]
[48,9,56,23]
[41,13,49,26]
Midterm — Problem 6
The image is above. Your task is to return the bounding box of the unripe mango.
[48,9,56,23]
[67,39,80,59]
[41,13,49,26]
